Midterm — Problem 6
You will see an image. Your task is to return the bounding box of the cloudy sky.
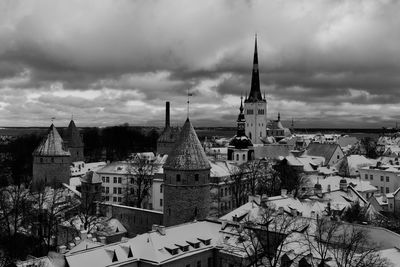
[0,0,399,128]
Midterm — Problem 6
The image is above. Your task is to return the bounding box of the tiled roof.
[33,124,71,156]
[163,119,211,170]
[254,144,291,159]
[81,171,102,184]
[64,120,84,147]
[305,143,340,163]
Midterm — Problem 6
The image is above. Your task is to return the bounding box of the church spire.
[236,96,246,137]
[246,35,263,102]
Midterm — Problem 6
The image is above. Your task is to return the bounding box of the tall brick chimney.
[165,101,170,128]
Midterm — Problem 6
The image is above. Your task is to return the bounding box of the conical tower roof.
[163,118,210,170]
[33,124,71,156]
[64,120,84,147]
[245,35,265,103]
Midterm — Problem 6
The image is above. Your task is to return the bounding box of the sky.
[0,0,400,128]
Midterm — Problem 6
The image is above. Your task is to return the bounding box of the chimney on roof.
[281,189,287,197]
[57,245,67,254]
[99,236,106,244]
[339,178,348,192]
[165,101,170,128]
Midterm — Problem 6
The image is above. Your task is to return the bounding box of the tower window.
[176,174,181,182]
[247,109,254,115]
[195,174,199,182]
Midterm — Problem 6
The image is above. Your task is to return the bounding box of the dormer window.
[198,238,211,246]
[165,247,179,255]
[187,241,200,249]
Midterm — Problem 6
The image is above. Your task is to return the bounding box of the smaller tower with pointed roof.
[228,97,254,164]
[81,171,102,215]
[157,102,179,155]
[64,120,85,162]
[163,118,211,227]
[244,35,267,144]
[32,124,71,189]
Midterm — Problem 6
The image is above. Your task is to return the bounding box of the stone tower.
[32,124,71,189]
[64,120,84,162]
[244,35,267,144]
[228,96,254,165]
[157,102,179,155]
[80,171,102,215]
[163,118,211,227]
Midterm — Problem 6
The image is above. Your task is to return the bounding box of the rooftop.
[33,124,70,157]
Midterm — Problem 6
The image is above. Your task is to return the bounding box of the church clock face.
[238,123,245,131]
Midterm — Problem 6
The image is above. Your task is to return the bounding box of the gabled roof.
[81,171,102,184]
[305,143,341,164]
[33,124,71,156]
[64,120,84,147]
[163,119,211,170]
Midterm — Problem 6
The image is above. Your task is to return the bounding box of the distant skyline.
[0,0,400,128]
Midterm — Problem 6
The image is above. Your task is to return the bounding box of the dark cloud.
[1,0,400,127]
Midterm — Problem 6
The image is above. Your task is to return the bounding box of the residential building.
[359,163,400,194]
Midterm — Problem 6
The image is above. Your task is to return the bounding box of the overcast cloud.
[0,0,400,128]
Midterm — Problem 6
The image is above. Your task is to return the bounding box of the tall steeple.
[246,35,264,103]
[237,96,246,137]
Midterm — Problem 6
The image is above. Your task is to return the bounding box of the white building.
[359,163,400,194]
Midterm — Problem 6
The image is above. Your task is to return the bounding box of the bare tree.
[226,203,309,267]
[305,217,389,267]
[227,164,249,209]
[126,155,160,208]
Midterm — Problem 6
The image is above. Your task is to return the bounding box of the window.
[381,176,384,181]
[118,177,122,183]
[186,265,190,267]
[105,196,109,201]
[130,178,134,184]
[102,177,105,182]
[243,154,246,161]
[118,187,122,194]
[236,154,239,161]
[386,176,390,182]
[247,109,253,115]
[40,157,43,163]
[113,187,117,194]
[118,197,122,202]
[225,188,227,196]
[370,175,373,180]
[106,187,109,194]
[337,155,340,159]
[130,188,134,194]
[197,260,201,267]
[176,174,181,182]
[102,187,105,193]
[390,203,393,209]
[195,174,199,182]
[106,177,110,183]
[160,184,163,193]
[381,187,384,193]
[113,197,117,202]
[160,199,163,207]
[386,187,389,193]
[208,257,212,267]
[220,189,223,196]
[113,177,117,183]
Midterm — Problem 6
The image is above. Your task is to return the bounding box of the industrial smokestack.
[165,101,170,128]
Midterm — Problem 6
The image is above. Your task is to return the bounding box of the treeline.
[0,125,160,186]
[82,125,159,162]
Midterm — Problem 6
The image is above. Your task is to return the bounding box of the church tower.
[228,96,254,164]
[244,35,267,144]
[64,120,84,162]
[163,118,211,227]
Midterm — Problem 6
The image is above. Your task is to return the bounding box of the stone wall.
[32,155,71,188]
[100,203,163,237]
[163,169,210,227]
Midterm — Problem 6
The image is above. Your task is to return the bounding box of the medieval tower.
[32,124,71,188]
[63,119,85,162]
[163,118,211,227]
[244,36,267,144]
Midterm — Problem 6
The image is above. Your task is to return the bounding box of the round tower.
[80,171,102,215]
[163,118,211,227]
